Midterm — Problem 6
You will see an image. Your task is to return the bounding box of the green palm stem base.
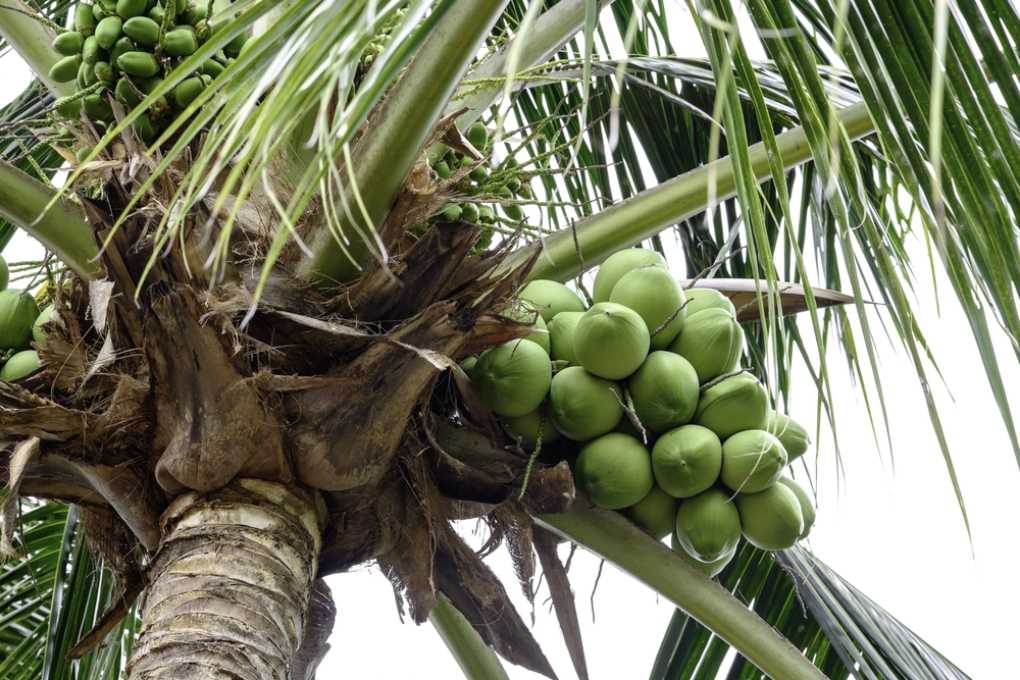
[509,100,875,284]
[430,592,512,680]
[537,500,827,680]
[0,160,97,279]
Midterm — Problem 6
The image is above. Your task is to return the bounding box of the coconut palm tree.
[0,0,1015,678]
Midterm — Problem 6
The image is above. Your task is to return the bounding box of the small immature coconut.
[683,287,736,318]
[763,410,810,462]
[610,264,686,350]
[1,350,40,381]
[592,248,665,303]
[0,289,41,352]
[573,303,650,380]
[628,352,699,433]
[472,340,552,417]
[652,425,722,499]
[719,429,787,493]
[668,308,743,384]
[502,303,550,354]
[547,311,584,366]
[777,476,816,539]
[674,487,742,563]
[548,366,623,441]
[458,355,478,378]
[627,483,682,539]
[670,532,735,578]
[32,305,56,346]
[574,433,654,509]
[519,280,586,322]
[503,400,562,446]
[693,371,768,440]
[734,482,804,551]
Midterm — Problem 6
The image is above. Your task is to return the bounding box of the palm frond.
[651,544,972,680]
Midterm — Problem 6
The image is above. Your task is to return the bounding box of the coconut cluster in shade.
[463,248,817,577]
[0,255,58,382]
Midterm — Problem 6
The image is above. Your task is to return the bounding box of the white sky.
[1,5,1018,679]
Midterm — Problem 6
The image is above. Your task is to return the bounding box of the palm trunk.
[126,479,324,680]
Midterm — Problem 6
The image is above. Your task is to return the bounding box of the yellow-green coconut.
[472,340,552,417]
[674,487,742,563]
[734,482,804,551]
[547,311,584,366]
[609,264,686,351]
[1,349,40,381]
[573,303,649,380]
[548,366,623,441]
[627,483,682,539]
[0,289,40,352]
[719,429,787,493]
[763,410,811,462]
[574,433,654,509]
[652,425,722,499]
[693,371,768,440]
[777,476,816,539]
[503,400,562,446]
[670,532,735,578]
[668,308,743,384]
[682,287,736,318]
[592,248,665,304]
[628,352,699,433]
[519,280,586,322]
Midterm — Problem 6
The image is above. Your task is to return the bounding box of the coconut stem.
[609,387,647,445]
[650,297,691,340]
[700,367,752,393]
[517,403,546,500]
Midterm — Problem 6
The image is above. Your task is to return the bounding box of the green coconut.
[693,371,769,440]
[592,248,666,303]
[519,280,586,322]
[674,487,742,563]
[668,308,743,384]
[627,483,682,539]
[763,410,811,462]
[503,400,562,446]
[459,355,478,378]
[502,303,551,354]
[574,433,654,509]
[629,352,699,433]
[652,425,722,499]
[683,287,736,318]
[734,482,804,551]
[1,350,40,381]
[609,264,686,351]
[777,476,816,539]
[719,429,787,493]
[0,289,41,352]
[573,303,650,380]
[472,340,552,417]
[670,532,735,578]
[0,254,7,290]
[548,366,623,441]
[547,311,584,366]
[32,305,56,346]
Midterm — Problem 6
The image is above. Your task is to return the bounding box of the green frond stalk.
[0,160,97,279]
[298,0,511,286]
[0,0,75,98]
[538,501,826,680]
[430,592,511,680]
[505,100,874,284]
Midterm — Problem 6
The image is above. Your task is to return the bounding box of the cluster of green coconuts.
[428,122,532,229]
[49,0,247,148]
[0,256,57,382]
[462,248,817,577]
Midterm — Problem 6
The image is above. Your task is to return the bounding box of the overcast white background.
[2,4,1018,678]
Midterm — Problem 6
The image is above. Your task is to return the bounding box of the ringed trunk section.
[126,479,325,680]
